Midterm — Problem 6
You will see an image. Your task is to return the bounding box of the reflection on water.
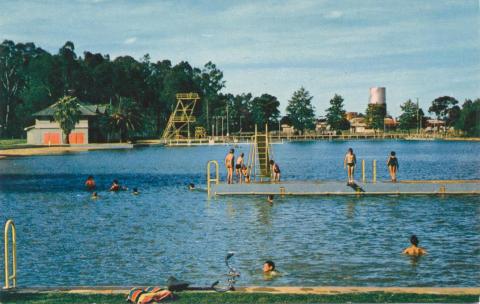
[0,141,479,287]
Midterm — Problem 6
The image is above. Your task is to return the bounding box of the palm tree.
[53,96,81,144]
[107,97,142,142]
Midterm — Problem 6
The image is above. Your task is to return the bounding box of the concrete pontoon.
[210,180,480,196]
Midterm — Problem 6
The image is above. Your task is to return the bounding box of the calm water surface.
[0,140,479,287]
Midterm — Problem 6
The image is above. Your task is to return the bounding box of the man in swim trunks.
[343,148,356,185]
[387,151,399,182]
[225,149,235,184]
[403,235,427,256]
[269,160,281,182]
[235,153,245,183]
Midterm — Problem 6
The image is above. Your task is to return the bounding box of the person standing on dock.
[269,160,281,182]
[344,148,357,185]
[225,148,235,184]
[387,151,399,182]
[236,153,245,183]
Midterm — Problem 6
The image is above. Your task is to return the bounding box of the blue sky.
[1,0,478,116]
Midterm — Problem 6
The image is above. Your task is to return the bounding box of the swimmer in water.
[85,175,96,190]
[109,179,120,192]
[403,235,427,256]
[132,188,139,195]
[267,195,274,204]
[91,192,98,199]
[263,260,281,280]
[343,148,357,185]
[225,148,235,184]
[188,183,195,190]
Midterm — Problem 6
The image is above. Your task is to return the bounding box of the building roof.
[33,102,107,117]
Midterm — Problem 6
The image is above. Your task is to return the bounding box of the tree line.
[0,39,478,140]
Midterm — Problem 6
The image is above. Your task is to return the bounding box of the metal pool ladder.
[4,219,16,289]
[207,160,219,197]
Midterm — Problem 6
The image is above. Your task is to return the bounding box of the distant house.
[281,124,295,135]
[384,117,398,130]
[25,103,107,145]
[315,118,328,133]
[349,117,368,133]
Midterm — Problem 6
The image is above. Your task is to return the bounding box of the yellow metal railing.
[176,92,199,100]
[4,219,17,289]
[373,159,377,184]
[207,160,219,197]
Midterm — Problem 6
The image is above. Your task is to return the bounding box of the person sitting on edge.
[269,160,281,182]
[132,188,139,195]
[91,192,98,199]
[225,148,235,184]
[109,179,121,192]
[387,151,399,182]
[403,235,427,256]
[236,153,245,183]
[263,260,280,279]
[241,165,250,183]
[85,175,96,190]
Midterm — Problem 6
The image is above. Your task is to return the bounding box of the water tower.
[366,87,387,130]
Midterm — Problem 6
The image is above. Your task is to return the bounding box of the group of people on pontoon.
[344,148,399,185]
[224,148,281,184]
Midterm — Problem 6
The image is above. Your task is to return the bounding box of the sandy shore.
[0,143,133,158]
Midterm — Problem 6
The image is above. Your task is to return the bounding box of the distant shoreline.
[0,137,478,159]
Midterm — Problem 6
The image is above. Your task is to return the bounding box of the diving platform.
[209,180,480,196]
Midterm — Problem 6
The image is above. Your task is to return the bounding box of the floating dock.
[210,180,480,196]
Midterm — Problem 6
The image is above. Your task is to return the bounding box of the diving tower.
[162,93,200,140]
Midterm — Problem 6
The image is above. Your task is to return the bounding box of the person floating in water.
[225,148,235,184]
[132,188,139,195]
[269,160,281,182]
[109,179,121,192]
[263,260,281,280]
[235,153,245,183]
[387,151,399,182]
[403,235,427,256]
[91,192,98,199]
[344,148,357,185]
[85,175,96,190]
[241,165,250,183]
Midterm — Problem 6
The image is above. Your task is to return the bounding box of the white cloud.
[325,10,343,19]
[123,37,137,45]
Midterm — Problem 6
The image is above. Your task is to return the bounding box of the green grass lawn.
[0,138,27,149]
[0,291,477,303]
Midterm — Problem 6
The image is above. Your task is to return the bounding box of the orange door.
[69,132,85,144]
[43,133,61,145]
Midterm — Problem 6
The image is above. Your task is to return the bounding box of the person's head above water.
[133,188,139,194]
[263,260,275,273]
[230,148,234,154]
[240,152,244,157]
[113,179,119,184]
[269,160,275,165]
[391,151,396,156]
[348,148,353,154]
[410,235,419,246]
[267,195,274,202]
[87,175,94,180]
[188,183,195,190]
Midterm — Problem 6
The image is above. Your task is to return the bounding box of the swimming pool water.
[0,140,479,287]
